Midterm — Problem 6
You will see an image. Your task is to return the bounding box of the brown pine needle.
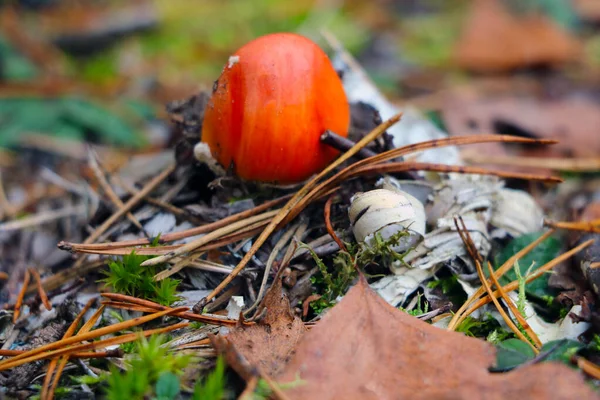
[48,305,106,399]
[289,136,559,227]
[463,153,600,173]
[58,194,291,252]
[100,293,249,326]
[41,299,97,397]
[141,210,280,266]
[453,238,594,330]
[0,349,121,359]
[448,229,556,330]
[454,217,538,353]
[575,357,600,380]
[349,162,562,184]
[88,148,145,234]
[176,338,212,349]
[13,269,31,323]
[545,219,600,233]
[83,163,176,245]
[485,261,541,349]
[0,306,187,371]
[29,268,51,311]
[0,322,188,372]
[324,194,346,253]
[101,301,158,313]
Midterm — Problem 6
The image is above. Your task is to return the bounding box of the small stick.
[320,130,377,159]
[13,270,31,323]
[29,268,51,311]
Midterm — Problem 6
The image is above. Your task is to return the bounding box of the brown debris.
[218,277,306,377]
[454,0,581,72]
[574,0,600,22]
[277,277,598,400]
[442,91,600,162]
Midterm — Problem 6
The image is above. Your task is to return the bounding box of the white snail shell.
[348,188,426,253]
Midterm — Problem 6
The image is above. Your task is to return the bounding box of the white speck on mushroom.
[228,55,240,68]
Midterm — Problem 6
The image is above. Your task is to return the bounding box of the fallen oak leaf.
[454,0,581,72]
[277,276,598,400]
[212,276,306,378]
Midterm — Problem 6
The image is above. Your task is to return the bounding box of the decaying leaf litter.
[3,1,600,399]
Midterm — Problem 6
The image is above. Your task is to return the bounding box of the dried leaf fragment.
[454,0,581,72]
[277,277,598,400]
[218,277,306,377]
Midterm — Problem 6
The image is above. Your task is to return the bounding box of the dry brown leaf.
[442,91,600,160]
[574,0,600,22]
[454,0,581,72]
[277,276,598,400]
[217,277,306,377]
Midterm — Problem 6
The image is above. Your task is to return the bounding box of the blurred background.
[1,0,600,167]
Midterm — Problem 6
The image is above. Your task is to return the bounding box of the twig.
[320,130,377,159]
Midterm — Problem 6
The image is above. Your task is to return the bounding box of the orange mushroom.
[201,32,350,184]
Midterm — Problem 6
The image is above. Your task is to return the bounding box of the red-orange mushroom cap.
[200,32,350,184]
